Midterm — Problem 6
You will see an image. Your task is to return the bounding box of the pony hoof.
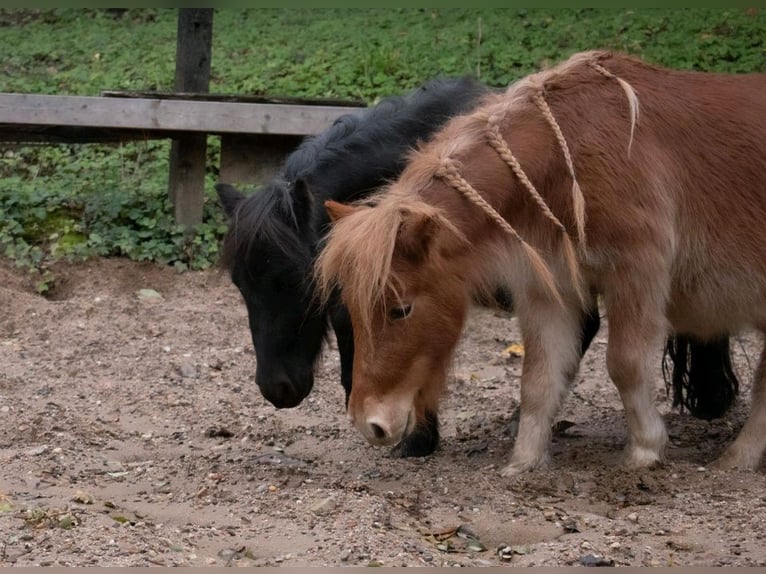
[390,413,440,458]
[624,446,663,469]
[499,457,545,477]
[712,448,757,471]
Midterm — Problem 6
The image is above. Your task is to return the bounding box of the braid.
[531,92,586,247]
[486,116,567,235]
[435,158,564,307]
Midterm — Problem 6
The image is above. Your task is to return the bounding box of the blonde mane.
[315,189,467,339]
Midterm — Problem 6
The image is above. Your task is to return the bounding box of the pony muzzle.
[352,402,416,447]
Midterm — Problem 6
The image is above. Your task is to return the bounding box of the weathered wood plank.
[101,89,365,108]
[0,93,363,136]
[219,133,303,186]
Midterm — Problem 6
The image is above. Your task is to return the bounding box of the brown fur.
[316,51,766,474]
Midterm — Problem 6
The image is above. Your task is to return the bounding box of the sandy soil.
[0,257,764,567]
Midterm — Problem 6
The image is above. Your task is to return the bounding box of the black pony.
[217,77,738,457]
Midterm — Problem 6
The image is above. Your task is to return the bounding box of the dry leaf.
[503,343,525,357]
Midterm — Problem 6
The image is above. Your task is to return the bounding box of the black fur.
[663,335,740,420]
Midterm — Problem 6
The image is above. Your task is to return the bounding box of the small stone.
[562,517,581,533]
[178,361,197,379]
[105,460,125,472]
[310,496,336,516]
[72,490,95,504]
[543,509,557,521]
[579,554,614,567]
[497,545,513,561]
[610,542,621,550]
[626,512,639,523]
[581,541,593,550]
[27,445,49,456]
[0,406,9,414]
[217,548,238,561]
[136,288,163,302]
[696,466,707,472]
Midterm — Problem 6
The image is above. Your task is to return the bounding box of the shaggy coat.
[317,51,766,474]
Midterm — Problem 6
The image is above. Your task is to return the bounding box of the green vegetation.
[0,8,764,287]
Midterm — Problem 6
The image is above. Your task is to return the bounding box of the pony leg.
[329,302,354,406]
[578,300,601,359]
[604,300,669,468]
[714,344,766,470]
[391,407,440,458]
[501,301,583,476]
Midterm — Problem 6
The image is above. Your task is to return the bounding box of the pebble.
[579,554,615,567]
[626,512,639,523]
[178,361,197,379]
[136,288,163,302]
[310,496,336,516]
[610,542,621,550]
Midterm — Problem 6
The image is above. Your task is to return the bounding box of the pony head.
[317,189,473,447]
[217,181,328,408]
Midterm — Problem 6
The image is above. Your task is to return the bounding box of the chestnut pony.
[317,51,766,475]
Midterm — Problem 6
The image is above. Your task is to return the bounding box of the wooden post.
[168,8,213,227]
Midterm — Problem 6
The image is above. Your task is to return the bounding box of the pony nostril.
[370,422,387,441]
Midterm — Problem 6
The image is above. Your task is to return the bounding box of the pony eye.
[389,303,413,321]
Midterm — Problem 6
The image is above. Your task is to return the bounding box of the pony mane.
[219,179,307,273]
[287,75,490,204]
[316,189,466,338]
[221,76,491,273]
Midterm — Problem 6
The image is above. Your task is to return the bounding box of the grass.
[0,8,763,285]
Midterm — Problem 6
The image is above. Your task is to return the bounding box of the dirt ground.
[1,257,765,567]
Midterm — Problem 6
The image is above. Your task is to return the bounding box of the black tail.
[662,335,740,420]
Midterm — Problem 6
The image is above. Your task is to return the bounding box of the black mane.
[221,76,491,270]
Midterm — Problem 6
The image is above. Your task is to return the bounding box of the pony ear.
[325,200,360,222]
[215,183,245,218]
[396,209,439,263]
